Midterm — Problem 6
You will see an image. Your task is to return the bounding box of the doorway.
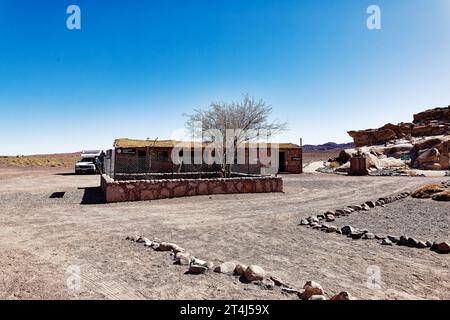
[137,150,148,172]
[278,152,286,173]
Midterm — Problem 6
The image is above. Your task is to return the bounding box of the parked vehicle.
[75,150,103,174]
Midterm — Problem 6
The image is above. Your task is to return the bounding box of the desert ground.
[0,165,448,300]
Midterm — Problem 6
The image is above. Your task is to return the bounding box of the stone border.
[101,174,283,203]
[125,235,350,300]
[299,185,449,254]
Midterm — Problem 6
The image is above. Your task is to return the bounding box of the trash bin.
[349,156,368,176]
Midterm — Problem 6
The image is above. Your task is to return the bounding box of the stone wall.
[113,172,261,181]
[101,174,283,203]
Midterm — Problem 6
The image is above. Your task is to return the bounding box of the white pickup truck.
[75,150,102,174]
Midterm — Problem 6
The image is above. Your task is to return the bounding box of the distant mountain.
[302,142,355,151]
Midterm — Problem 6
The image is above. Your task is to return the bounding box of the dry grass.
[0,153,80,168]
[411,183,446,199]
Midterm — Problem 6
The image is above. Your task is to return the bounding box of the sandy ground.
[0,167,449,300]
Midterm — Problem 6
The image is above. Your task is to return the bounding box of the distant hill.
[302,142,355,151]
[0,152,81,168]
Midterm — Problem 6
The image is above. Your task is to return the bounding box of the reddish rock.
[298,281,324,300]
[330,292,351,300]
[244,265,266,282]
[436,242,450,254]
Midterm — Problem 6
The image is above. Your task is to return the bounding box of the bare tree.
[184,94,287,177]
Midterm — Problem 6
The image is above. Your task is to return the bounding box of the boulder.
[321,223,331,230]
[298,281,324,300]
[143,240,153,247]
[432,191,450,201]
[341,225,357,236]
[411,184,446,199]
[417,241,428,249]
[435,242,450,254]
[382,238,393,246]
[350,232,364,240]
[365,201,376,208]
[398,236,409,246]
[158,242,176,252]
[244,265,266,282]
[413,148,440,169]
[300,219,310,225]
[337,149,354,163]
[214,262,237,275]
[309,222,320,229]
[150,242,160,250]
[330,292,351,300]
[407,237,420,248]
[364,152,382,170]
[387,235,400,243]
[326,214,335,222]
[189,263,208,274]
[234,263,248,276]
[326,226,338,233]
[312,223,322,230]
[362,233,375,240]
[174,252,192,265]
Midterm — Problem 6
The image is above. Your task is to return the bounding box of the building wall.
[113,146,303,174]
[282,148,303,174]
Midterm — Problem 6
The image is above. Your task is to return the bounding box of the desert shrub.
[329,161,341,169]
[432,191,450,202]
[411,184,446,199]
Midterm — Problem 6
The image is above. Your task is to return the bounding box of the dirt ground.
[0,167,448,300]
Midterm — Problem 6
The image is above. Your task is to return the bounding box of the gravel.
[335,197,449,242]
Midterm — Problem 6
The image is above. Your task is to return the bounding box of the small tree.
[184,94,287,177]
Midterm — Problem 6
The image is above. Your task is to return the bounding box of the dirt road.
[0,167,448,300]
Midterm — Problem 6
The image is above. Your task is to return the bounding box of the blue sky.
[1,0,449,155]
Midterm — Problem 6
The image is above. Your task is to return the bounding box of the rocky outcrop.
[348,106,450,148]
[345,106,450,171]
[413,106,450,124]
[348,123,400,147]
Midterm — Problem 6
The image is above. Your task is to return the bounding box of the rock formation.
[348,106,450,147]
[344,106,450,171]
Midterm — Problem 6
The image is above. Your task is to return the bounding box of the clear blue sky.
[1,0,449,155]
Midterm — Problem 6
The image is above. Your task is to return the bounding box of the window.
[158,151,169,161]
[137,150,146,158]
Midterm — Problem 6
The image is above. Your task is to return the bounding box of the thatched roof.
[114,138,300,150]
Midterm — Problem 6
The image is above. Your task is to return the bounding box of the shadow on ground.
[49,192,66,199]
[78,187,104,204]
[54,173,99,176]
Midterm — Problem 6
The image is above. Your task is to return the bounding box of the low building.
[106,138,302,175]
